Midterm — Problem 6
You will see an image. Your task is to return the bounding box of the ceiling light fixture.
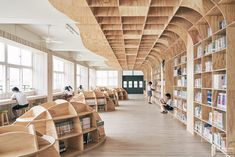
[66,24,80,36]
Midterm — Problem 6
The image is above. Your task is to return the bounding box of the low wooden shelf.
[14,99,106,157]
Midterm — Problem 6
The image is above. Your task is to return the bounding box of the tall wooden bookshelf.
[152,66,161,105]
[173,52,187,125]
[192,7,235,156]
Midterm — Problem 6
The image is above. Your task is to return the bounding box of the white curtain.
[64,61,74,89]
[33,51,47,95]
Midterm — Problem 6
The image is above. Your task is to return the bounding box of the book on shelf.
[213,110,226,129]
[213,132,226,150]
[55,120,74,137]
[195,121,202,134]
[194,106,202,118]
[194,78,202,88]
[207,90,212,105]
[97,120,104,127]
[197,45,203,58]
[205,61,212,72]
[205,42,215,55]
[208,27,212,37]
[203,123,212,142]
[217,92,226,110]
[209,112,212,124]
[215,35,226,51]
[213,74,227,89]
[83,133,92,145]
[194,64,202,73]
[59,141,67,153]
[195,92,202,103]
[219,20,226,29]
[182,67,187,75]
[80,117,91,130]
[174,57,180,66]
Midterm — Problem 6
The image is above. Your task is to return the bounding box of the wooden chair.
[0,109,9,126]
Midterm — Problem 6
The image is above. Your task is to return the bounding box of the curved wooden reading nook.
[13,99,106,157]
[115,88,128,100]
[0,125,59,157]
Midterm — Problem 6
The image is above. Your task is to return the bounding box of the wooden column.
[47,52,53,102]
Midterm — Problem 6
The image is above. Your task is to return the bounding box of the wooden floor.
[80,94,211,157]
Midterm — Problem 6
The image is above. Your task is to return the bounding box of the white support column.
[186,34,194,134]
[74,63,77,94]
[47,52,53,102]
[160,62,164,98]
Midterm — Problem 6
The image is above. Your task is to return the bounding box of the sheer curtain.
[89,68,96,90]
[64,61,74,89]
[33,51,47,95]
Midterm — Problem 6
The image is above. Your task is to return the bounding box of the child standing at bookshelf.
[147,81,154,104]
[160,93,174,114]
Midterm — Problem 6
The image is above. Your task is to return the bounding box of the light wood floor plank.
[80,94,211,157]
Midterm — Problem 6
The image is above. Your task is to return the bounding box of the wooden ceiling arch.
[48,0,234,71]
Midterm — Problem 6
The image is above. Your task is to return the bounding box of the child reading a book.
[147,81,155,104]
[160,93,174,114]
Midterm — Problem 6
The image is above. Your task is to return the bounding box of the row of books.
[217,92,226,110]
[195,91,202,103]
[213,110,226,130]
[55,120,74,137]
[176,76,187,87]
[195,122,226,150]
[195,106,202,118]
[174,55,187,66]
[174,99,187,111]
[196,35,226,58]
[203,123,213,143]
[204,61,212,72]
[59,141,66,153]
[194,78,202,88]
[174,90,187,99]
[80,117,91,130]
[214,132,226,150]
[213,74,227,89]
[194,63,202,73]
[83,133,92,145]
[207,90,212,104]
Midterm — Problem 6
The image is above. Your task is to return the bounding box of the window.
[0,42,4,62]
[53,57,65,91]
[22,68,32,91]
[76,64,89,90]
[9,67,20,90]
[21,49,32,66]
[139,81,143,88]
[7,45,21,65]
[0,65,5,92]
[123,81,127,88]
[89,68,96,90]
[96,70,118,88]
[134,81,138,88]
[128,81,132,88]
[81,66,88,90]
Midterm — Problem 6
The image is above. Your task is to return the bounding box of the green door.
[122,76,144,94]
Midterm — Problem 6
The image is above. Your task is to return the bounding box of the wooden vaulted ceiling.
[86,0,180,69]
[49,0,235,71]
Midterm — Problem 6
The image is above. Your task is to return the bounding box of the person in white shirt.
[64,86,74,101]
[160,93,174,114]
[11,87,29,118]
[147,81,154,104]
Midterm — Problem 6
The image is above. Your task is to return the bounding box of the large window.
[53,57,65,91]
[89,68,96,90]
[123,70,143,76]
[76,64,88,90]
[0,39,47,98]
[96,70,118,88]
[0,42,4,62]
[0,65,5,92]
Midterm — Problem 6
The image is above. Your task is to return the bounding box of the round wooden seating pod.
[0,125,59,157]
[14,99,106,157]
[70,91,115,112]
[105,90,119,107]
[115,88,128,100]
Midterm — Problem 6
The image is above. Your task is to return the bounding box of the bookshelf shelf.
[191,7,235,155]
[173,51,187,125]
[14,100,106,157]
